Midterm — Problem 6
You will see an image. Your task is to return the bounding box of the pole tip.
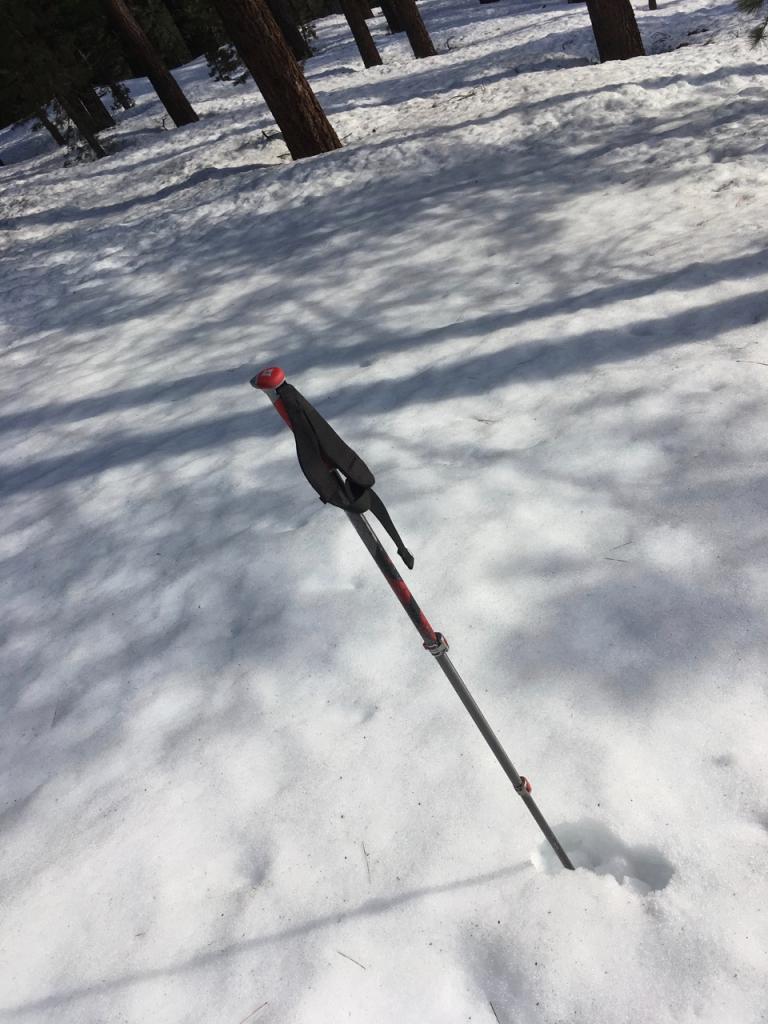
[251,366,286,390]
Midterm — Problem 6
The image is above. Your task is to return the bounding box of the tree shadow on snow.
[0,861,531,1017]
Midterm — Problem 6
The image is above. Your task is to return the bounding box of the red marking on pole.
[274,397,293,429]
[386,578,438,643]
[418,611,438,644]
[389,577,412,605]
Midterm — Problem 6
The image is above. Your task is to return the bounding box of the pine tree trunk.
[265,0,311,60]
[57,91,107,158]
[379,0,404,32]
[79,86,116,130]
[161,0,225,55]
[152,3,193,66]
[37,108,66,146]
[160,0,199,52]
[358,0,375,17]
[648,0,657,9]
[67,94,100,135]
[340,0,383,66]
[102,0,199,126]
[109,82,135,109]
[391,0,435,57]
[585,0,645,60]
[209,0,341,160]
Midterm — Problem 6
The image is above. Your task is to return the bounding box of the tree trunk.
[151,3,193,66]
[391,0,435,57]
[340,0,383,66]
[66,94,100,135]
[585,0,644,60]
[209,0,341,160]
[37,108,66,146]
[648,0,657,9]
[102,0,199,126]
[379,0,404,32]
[161,0,225,55]
[265,0,312,60]
[57,91,107,158]
[110,82,135,109]
[79,86,116,130]
[358,0,375,17]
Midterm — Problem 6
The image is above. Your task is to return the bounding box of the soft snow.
[1,0,768,1021]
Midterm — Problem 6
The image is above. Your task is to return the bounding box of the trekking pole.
[251,366,575,871]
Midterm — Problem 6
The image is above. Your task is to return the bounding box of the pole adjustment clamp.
[423,632,450,656]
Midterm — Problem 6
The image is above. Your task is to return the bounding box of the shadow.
[0,409,273,497]
[2,277,767,499]
[323,24,599,114]
[533,818,675,893]
[302,283,768,413]
[0,862,530,1016]
[0,363,254,435]
[3,163,271,228]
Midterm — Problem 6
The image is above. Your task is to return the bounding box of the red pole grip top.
[253,366,286,390]
[251,366,292,429]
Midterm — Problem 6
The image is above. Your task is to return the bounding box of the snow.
[2,0,768,1020]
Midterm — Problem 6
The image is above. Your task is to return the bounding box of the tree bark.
[161,0,225,55]
[379,0,404,32]
[151,3,193,66]
[79,86,116,130]
[648,0,657,9]
[340,0,383,66]
[209,0,341,160]
[265,0,311,60]
[357,0,375,17]
[585,0,645,60]
[110,82,135,109]
[101,0,199,126]
[37,108,66,146]
[391,0,435,57]
[57,91,107,158]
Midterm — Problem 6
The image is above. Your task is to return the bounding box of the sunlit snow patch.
[531,819,675,895]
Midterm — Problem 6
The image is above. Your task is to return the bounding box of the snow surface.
[2,0,768,1020]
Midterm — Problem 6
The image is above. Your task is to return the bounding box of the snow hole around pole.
[531,819,675,895]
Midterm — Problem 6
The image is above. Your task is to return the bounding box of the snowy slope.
[2,1,768,1021]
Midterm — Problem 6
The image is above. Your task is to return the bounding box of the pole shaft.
[345,507,438,645]
[434,650,574,870]
[346,506,575,871]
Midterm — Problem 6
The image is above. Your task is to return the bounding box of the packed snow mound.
[533,819,675,894]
